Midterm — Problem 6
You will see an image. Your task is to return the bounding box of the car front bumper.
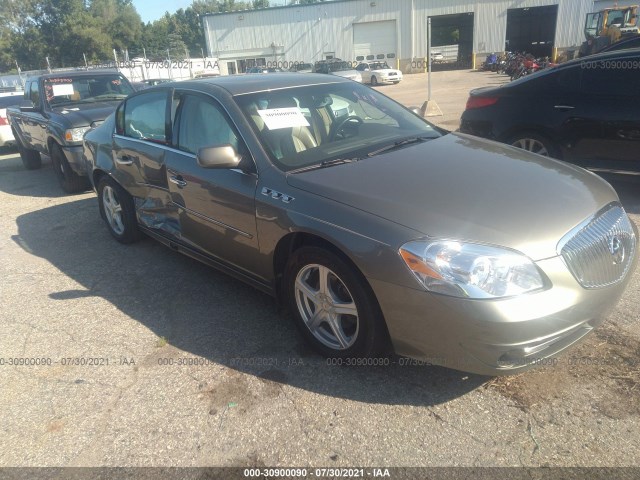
[377,76,402,84]
[370,252,637,376]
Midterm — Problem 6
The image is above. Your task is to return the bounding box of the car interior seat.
[261,97,318,165]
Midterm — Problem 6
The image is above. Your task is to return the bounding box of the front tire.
[370,76,378,86]
[13,128,42,170]
[285,246,388,358]
[50,143,88,193]
[97,177,141,244]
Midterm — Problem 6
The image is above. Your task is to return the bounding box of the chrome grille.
[560,204,636,289]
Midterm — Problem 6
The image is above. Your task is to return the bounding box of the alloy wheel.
[511,137,549,156]
[102,185,125,235]
[294,264,359,350]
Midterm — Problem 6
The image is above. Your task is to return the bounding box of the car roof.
[502,48,640,88]
[599,36,640,52]
[575,47,640,62]
[166,73,350,96]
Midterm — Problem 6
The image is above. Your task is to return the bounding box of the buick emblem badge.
[608,235,625,265]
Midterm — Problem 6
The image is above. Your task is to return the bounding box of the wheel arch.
[273,232,386,317]
[274,233,348,298]
[274,231,392,353]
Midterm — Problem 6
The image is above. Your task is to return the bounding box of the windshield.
[44,74,134,108]
[235,81,441,172]
[585,12,601,38]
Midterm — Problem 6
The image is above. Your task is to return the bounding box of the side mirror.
[409,106,424,118]
[197,145,242,169]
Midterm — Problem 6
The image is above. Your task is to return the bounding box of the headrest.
[298,95,334,109]
[268,97,298,109]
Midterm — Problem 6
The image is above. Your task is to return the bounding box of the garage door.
[353,21,397,61]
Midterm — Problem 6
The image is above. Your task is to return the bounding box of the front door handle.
[169,175,187,188]
[554,105,575,111]
[115,153,137,165]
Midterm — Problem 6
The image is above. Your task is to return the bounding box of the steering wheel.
[328,115,364,141]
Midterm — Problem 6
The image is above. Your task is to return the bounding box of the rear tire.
[13,128,42,170]
[50,142,88,193]
[508,132,560,158]
[97,176,141,244]
[285,246,389,359]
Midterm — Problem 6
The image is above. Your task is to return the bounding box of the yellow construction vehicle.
[579,4,639,56]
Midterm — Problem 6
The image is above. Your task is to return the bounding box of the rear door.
[163,90,260,276]
[111,89,177,235]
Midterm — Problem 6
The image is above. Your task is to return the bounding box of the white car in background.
[355,61,403,86]
[0,93,29,148]
[314,60,362,83]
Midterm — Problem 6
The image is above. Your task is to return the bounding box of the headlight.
[65,126,91,142]
[399,240,546,299]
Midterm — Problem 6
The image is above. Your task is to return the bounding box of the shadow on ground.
[12,190,484,407]
[0,150,92,198]
[7,150,640,406]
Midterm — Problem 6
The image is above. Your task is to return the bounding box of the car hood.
[286,133,619,260]
[51,101,122,127]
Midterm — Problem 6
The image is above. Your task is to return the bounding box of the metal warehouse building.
[203,0,612,75]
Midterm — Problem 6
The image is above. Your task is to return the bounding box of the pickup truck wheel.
[285,246,389,359]
[97,177,141,244]
[13,128,42,170]
[50,143,88,193]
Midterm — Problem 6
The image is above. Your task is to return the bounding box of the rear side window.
[581,59,640,96]
[123,91,167,143]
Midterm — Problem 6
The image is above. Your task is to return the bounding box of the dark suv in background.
[460,49,640,178]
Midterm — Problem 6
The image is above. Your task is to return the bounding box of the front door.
[164,91,260,276]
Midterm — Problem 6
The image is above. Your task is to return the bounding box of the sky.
[132,0,289,24]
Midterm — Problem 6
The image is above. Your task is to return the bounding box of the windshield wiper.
[366,136,432,158]
[289,157,358,174]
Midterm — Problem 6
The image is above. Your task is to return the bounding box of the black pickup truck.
[8,71,134,192]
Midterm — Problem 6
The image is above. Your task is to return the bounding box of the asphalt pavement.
[1,70,639,470]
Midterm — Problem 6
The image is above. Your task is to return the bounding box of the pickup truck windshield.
[44,74,134,107]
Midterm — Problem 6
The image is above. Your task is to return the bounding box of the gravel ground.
[0,70,639,472]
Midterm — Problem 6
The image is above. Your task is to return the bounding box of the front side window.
[174,93,240,155]
[235,82,441,172]
[123,90,167,143]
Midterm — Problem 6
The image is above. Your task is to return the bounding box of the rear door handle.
[169,175,187,188]
[115,153,137,165]
[554,105,575,111]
